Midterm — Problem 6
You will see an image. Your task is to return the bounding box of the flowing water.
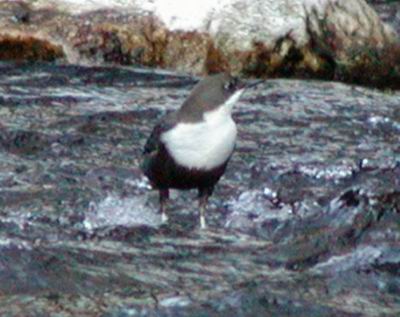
[0,61,399,316]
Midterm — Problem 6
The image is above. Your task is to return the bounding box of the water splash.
[83,193,162,231]
[225,189,291,228]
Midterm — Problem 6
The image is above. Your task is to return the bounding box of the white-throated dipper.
[141,73,262,229]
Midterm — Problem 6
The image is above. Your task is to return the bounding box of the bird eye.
[223,79,237,91]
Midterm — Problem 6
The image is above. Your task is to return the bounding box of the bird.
[141,73,262,229]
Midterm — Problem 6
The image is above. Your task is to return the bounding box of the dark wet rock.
[0,63,399,316]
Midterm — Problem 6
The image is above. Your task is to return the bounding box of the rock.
[367,0,400,35]
[0,63,399,316]
[0,33,64,61]
[0,0,399,88]
[0,1,31,24]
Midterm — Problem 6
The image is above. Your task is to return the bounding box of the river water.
[0,62,399,316]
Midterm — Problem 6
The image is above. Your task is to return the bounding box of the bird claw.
[161,212,169,223]
[200,215,207,229]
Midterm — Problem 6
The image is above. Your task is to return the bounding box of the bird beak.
[245,79,265,89]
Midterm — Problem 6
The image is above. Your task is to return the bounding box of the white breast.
[161,90,243,170]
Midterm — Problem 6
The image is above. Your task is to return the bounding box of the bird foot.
[200,215,207,229]
[161,212,169,223]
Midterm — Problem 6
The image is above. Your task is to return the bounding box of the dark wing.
[141,112,178,179]
[143,112,177,156]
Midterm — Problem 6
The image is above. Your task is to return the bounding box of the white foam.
[225,189,292,228]
[84,194,162,230]
[159,296,191,307]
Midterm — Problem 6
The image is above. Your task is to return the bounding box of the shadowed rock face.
[0,34,64,61]
[0,62,399,316]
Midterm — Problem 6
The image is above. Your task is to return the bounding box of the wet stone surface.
[0,62,399,316]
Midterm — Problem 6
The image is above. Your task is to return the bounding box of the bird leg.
[159,189,169,223]
[198,187,214,229]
